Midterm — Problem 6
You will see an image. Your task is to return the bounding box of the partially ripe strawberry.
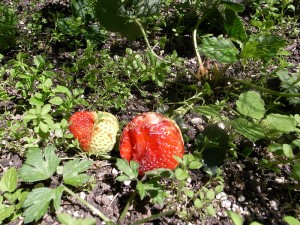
[119,112,184,175]
[69,111,119,155]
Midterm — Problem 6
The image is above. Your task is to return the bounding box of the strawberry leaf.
[19,146,61,182]
[63,159,92,187]
[232,118,265,141]
[23,186,64,223]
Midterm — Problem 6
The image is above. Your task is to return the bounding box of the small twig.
[132,210,176,225]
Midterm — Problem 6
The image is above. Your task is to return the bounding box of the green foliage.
[278,69,300,106]
[0,4,18,51]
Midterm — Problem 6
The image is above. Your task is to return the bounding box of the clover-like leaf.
[19,146,61,182]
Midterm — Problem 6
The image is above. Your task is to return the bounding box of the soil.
[0,1,300,225]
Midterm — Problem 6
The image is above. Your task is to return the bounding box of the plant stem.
[63,185,115,225]
[117,190,137,224]
[231,78,300,97]
[132,210,176,225]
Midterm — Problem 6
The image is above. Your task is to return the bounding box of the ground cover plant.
[0,0,300,224]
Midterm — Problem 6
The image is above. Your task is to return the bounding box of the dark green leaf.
[200,36,239,64]
[19,146,61,182]
[0,167,18,193]
[63,159,92,187]
[224,9,247,41]
[93,0,142,40]
[221,1,245,12]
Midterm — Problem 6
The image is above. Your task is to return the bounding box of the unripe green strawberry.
[68,111,119,155]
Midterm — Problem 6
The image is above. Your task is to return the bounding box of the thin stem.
[63,185,115,225]
[230,78,300,98]
[132,210,176,225]
[193,19,203,67]
[118,190,137,224]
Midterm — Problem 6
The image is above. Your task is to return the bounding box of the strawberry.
[68,111,119,155]
[119,112,184,175]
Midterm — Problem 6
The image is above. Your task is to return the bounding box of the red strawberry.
[68,111,119,154]
[119,112,184,174]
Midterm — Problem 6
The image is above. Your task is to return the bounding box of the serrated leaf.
[0,167,18,193]
[266,113,296,134]
[19,146,61,182]
[135,0,161,17]
[224,8,247,41]
[227,210,243,225]
[236,91,265,120]
[23,186,64,224]
[241,34,287,61]
[200,36,239,63]
[189,161,203,170]
[116,159,138,180]
[232,118,265,141]
[57,213,96,225]
[278,69,300,106]
[137,181,147,200]
[63,159,92,187]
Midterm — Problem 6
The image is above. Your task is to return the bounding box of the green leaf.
[137,181,147,200]
[23,186,64,224]
[221,1,245,12]
[28,97,44,106]
[224,8,247,41]
[284,216,300,225]
[236,91,265,120]
[33,55,45,69]
[227,210,244,225]
[194,198,203,209]
[63,159,92,187]
[19,146,61,182]
[116,159,139,181]
[200,36,239,63]
[241,34,287,61]
[49,96,64,105]
[23,113,38,122]
[189,161,203,170]
[41,104,51,115]
[134,0,161,17]
[232,118,265,141]
[57,213,96,225]
[283,144,294,159]
[193,105,222,117]
[266,114,296,134]
[292,163,300,181]
[174,168,189,181]
[0,167,18,193]
[249,222,263,225]
[0,205,15,221]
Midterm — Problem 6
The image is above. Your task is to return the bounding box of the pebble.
[216,192,227,200]
[124,180,131,186]
[269,200,278,210]
[221,199,232,209]
[238,195,245,202]
[79,192,86,200]
[190,118,203,125]
[112,168,119,175]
